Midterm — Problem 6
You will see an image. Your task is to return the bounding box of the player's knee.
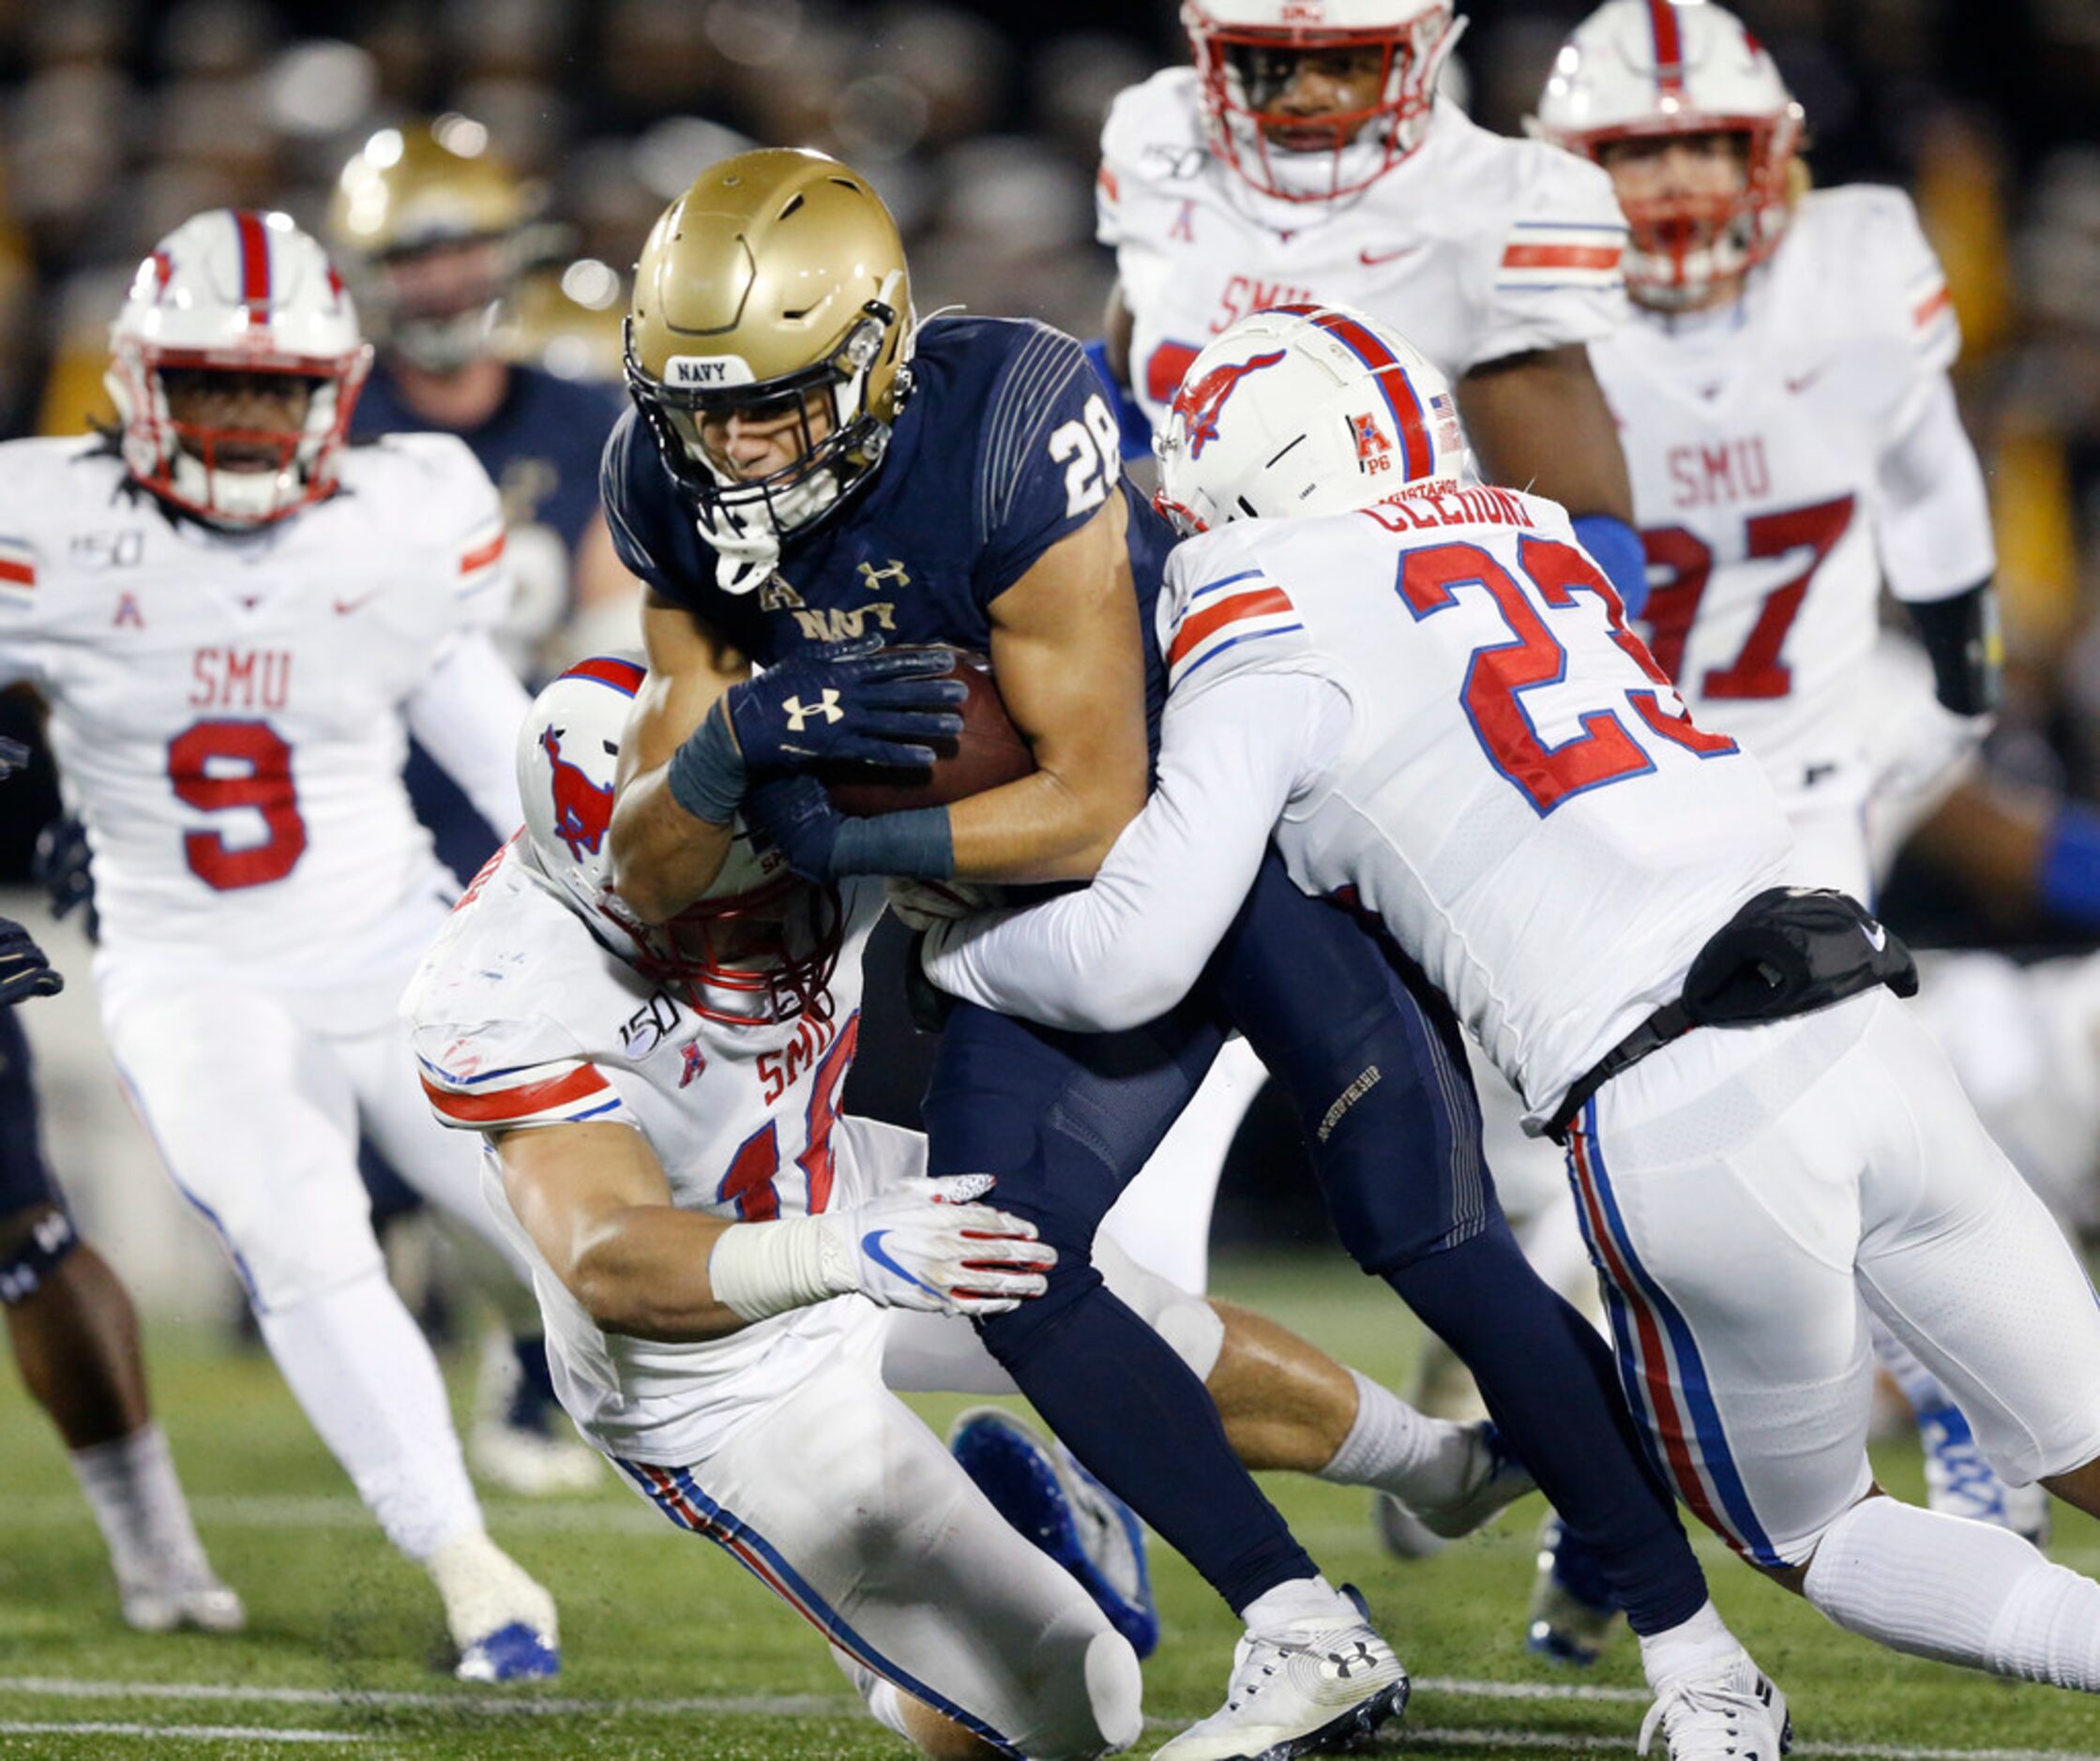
[1092,1234,1224,1381]
[0,1202,80,1306]
[973,1255,1105,1364]
[1019,1624,1141,1760]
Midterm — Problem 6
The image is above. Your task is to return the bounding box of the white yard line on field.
[0,1494,662,1535]
[0,1722,369,1745]
[7,1675,2099,1757]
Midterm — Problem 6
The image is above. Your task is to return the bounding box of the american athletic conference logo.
[1172,350,1287,459]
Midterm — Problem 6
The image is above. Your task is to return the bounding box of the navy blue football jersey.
[602,315,1177,732]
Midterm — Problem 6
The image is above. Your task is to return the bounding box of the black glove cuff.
[1908,581,2000,718]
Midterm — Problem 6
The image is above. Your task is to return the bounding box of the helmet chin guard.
[517,653,845,1028]
[106,209,370,529]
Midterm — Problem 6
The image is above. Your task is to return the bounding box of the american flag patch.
[1429,391,1465,458]
[1167,569,1304,690]
[418,1054,626,1131]
[0,536,37,607]
[1497,219,1626,292]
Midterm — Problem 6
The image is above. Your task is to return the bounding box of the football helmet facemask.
[1154,303,1466,534]
[106,208,370,530]
[519,655,844,1028]
[327,118,536,374]
[1532,0,1804,309]
[623,149,915,595]
[1182,0,1462,205]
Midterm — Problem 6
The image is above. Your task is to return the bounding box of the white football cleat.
[1374,1419,1534,1560]
[1639,1656,1790,1760]
[429,1531,561,1682]
[469,1336,605,1497]
[120,1571,247,1634]
[1153,1600,1408,1761]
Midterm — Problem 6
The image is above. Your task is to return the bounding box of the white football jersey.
[1594,187,1995,800]
[0,434,511,989]
[1160,487,1794,1123]
[1101,75,1628,429]
[403,843,892,1466]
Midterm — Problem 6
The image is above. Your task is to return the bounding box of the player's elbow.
[1081,950,1193,1032]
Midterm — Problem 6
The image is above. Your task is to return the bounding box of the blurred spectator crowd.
[0,0,2098,949]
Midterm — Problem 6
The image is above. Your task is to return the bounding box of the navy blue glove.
[746,775,956,882]
[668,639,966,827]
[33,815,96,926]
[0,736,27,780]
[732,638,963,773]
[0,916,62,1006]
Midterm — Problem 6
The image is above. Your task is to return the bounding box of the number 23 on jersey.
[1397,533,1737,816]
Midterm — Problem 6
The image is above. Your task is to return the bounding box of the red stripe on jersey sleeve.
[0,559,34,586]
[1500,243,1623,273]
[460,532,506,574]
[1168,586,1295,670]
[422,1063,608,1123]
[1912,284,1953,328]
[1096,165,1119,203]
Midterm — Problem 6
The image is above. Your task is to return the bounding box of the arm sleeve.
[924,672,1345,1031]
[1876,373,1996,603]
[403,630,531,838]
[1469,143,1630,371]
[0,534,46,688]
[598,407,682,598]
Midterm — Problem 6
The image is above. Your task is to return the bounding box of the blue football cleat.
[1920,1404,2050,1549]
[949,1406,1159,1659]
[456,1619,561,1682]
[1526,1513,1623,1666]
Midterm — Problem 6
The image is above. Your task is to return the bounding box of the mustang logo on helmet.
[540,727,613,861]
[1172,349,1288,459]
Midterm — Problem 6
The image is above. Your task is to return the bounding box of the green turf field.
[3,1255,2097,1759]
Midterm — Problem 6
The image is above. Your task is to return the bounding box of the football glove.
[730,638,964,775]
[0,916,63,1006]
[746,775,955,881]
[706,1173,1052,1322]
[0,736,27,780]
[33,814,96,927]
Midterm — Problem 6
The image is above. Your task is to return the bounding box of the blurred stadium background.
[2,0,2099,1317]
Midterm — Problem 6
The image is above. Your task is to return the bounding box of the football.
[821,647,1035,816]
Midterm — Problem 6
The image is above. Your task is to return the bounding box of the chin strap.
[693,499,782,595]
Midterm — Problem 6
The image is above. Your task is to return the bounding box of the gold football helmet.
[326,117,534,372]
[624,148,914,590]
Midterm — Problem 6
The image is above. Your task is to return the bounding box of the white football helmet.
[1532,0,1804,309]
[1153,303,1466,534]
[1182,0,1463,204]
[105,209,372,528]
[517,655,843,1026]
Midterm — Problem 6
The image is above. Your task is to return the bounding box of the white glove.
[885,877,1002,931]
[1873,699,1992,804]
[707,1173,1053,1323]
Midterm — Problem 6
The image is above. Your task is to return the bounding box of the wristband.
[1572,514,1650,620]
[831,805,956,880]
[2040,803,2100,929]
[705,1216,840,1322]
[665,700,747,827]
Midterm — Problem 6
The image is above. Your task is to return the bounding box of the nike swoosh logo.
[1359,244,1422,266]
[1785,367,1827,395]
[1864,922,1888,952]
[334,592,380,615]
[861,1230,936,1296]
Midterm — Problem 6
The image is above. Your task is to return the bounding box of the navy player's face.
[378,237,509,326]
[160,369,315,471]
[693,386,835,483]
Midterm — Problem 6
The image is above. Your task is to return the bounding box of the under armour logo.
[1322,1641,1379,1681]
[783,690,843,730]
[856,559,910,592]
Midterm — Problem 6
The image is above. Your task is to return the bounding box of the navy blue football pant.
[0,1006,59,1219]
[933,851,1703,1634]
